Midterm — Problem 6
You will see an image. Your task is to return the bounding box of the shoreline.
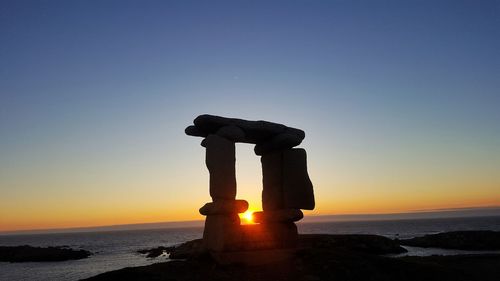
[2,224,500,281]
[82,231,500,281]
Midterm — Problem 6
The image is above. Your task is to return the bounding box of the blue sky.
[1,0,499,230]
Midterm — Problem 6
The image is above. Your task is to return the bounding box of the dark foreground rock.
[400,230,500,250]
[137,246,176,258]
[299,234,406,255]
[138,239,205,260]
[0,245,91,262]
[79,234,500,281]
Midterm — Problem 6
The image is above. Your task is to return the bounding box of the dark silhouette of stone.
[137,246,175,258]
[216,125,246,142]
[252,209,303,223]
[140,234,407,262]
[185,115,315,265]
[168,239,205,259]
[200,138,207,147]
[283,148,315,210]
[205,134,236,200]
[399,230,500,250]
[299,234,407,255]
[86,235,452,281]
[209,228,300,264]
[210,248,296,266]
[186,114,305,155]
[254,132,304,155]
[261,151,284,211]
[184,125,207,138]
[193,115,289,143]
[261,149,314,211]
[202,214,241,251]
[237,223,299,251]
[199,200,248,215]
[0,245,91,262]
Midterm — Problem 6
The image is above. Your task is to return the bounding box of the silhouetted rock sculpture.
[252,209,304,223]
[186,114,315,264]
[186,114,305,155]
[199,200,249,216]
[204,134,237,200]
[282,148,315,209]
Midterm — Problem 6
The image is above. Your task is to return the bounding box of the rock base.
[210,248,296,265]
[203,222,298,265]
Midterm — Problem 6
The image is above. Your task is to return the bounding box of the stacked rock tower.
[186,114,315,264]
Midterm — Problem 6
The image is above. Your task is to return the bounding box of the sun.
[241,211,254,223]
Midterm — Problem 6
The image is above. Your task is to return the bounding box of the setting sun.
[241,211,254,223]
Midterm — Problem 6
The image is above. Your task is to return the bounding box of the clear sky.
[1,0,499,232]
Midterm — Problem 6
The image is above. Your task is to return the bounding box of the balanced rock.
[193,115,286,143]
[203,214,241,251]
[185,125,207,138]
[216,125,246,142]
[254,132,304,155]
[239,222,298,249]
[205,134,236,200]
[186,115,305,153]
[283,148,315,210]
[199,200,249,216]
[252,209,303,223]
[261,151,284,211]
[186,115,315,265]
[209,223,298,265]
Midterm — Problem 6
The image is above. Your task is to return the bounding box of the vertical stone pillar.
[258,148,314,252]
[261,151,284,211]
[260,150,297,252]
[283,148,315,210]
[205,134,237,201]
[261,148,314,210]
[202,134,241,251]
[202,214,241,251]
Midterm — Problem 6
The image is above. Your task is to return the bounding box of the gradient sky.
[1,0,499,232]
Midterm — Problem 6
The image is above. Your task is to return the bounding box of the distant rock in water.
[399,230,500,250]
[0,245,92,262]
[137,246,175,258]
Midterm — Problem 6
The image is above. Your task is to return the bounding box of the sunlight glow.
[241,211,254,223]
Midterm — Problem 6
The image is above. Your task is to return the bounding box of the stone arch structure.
[185,114,315,264]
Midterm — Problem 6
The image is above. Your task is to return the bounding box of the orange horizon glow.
[1,0,499,239]
[2,201,500,233]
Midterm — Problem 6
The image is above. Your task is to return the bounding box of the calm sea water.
[1,216,500,281]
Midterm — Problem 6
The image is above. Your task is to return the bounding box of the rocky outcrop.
[137,246,175,258]
[82,234,500,281]
[0,245,91,262]
[399,230,500,250]
[299,234,407,255]
[136,234,406,262]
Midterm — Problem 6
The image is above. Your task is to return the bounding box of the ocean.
[1,216,500,281]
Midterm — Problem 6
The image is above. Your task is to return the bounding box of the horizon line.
[2,206,500,236]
